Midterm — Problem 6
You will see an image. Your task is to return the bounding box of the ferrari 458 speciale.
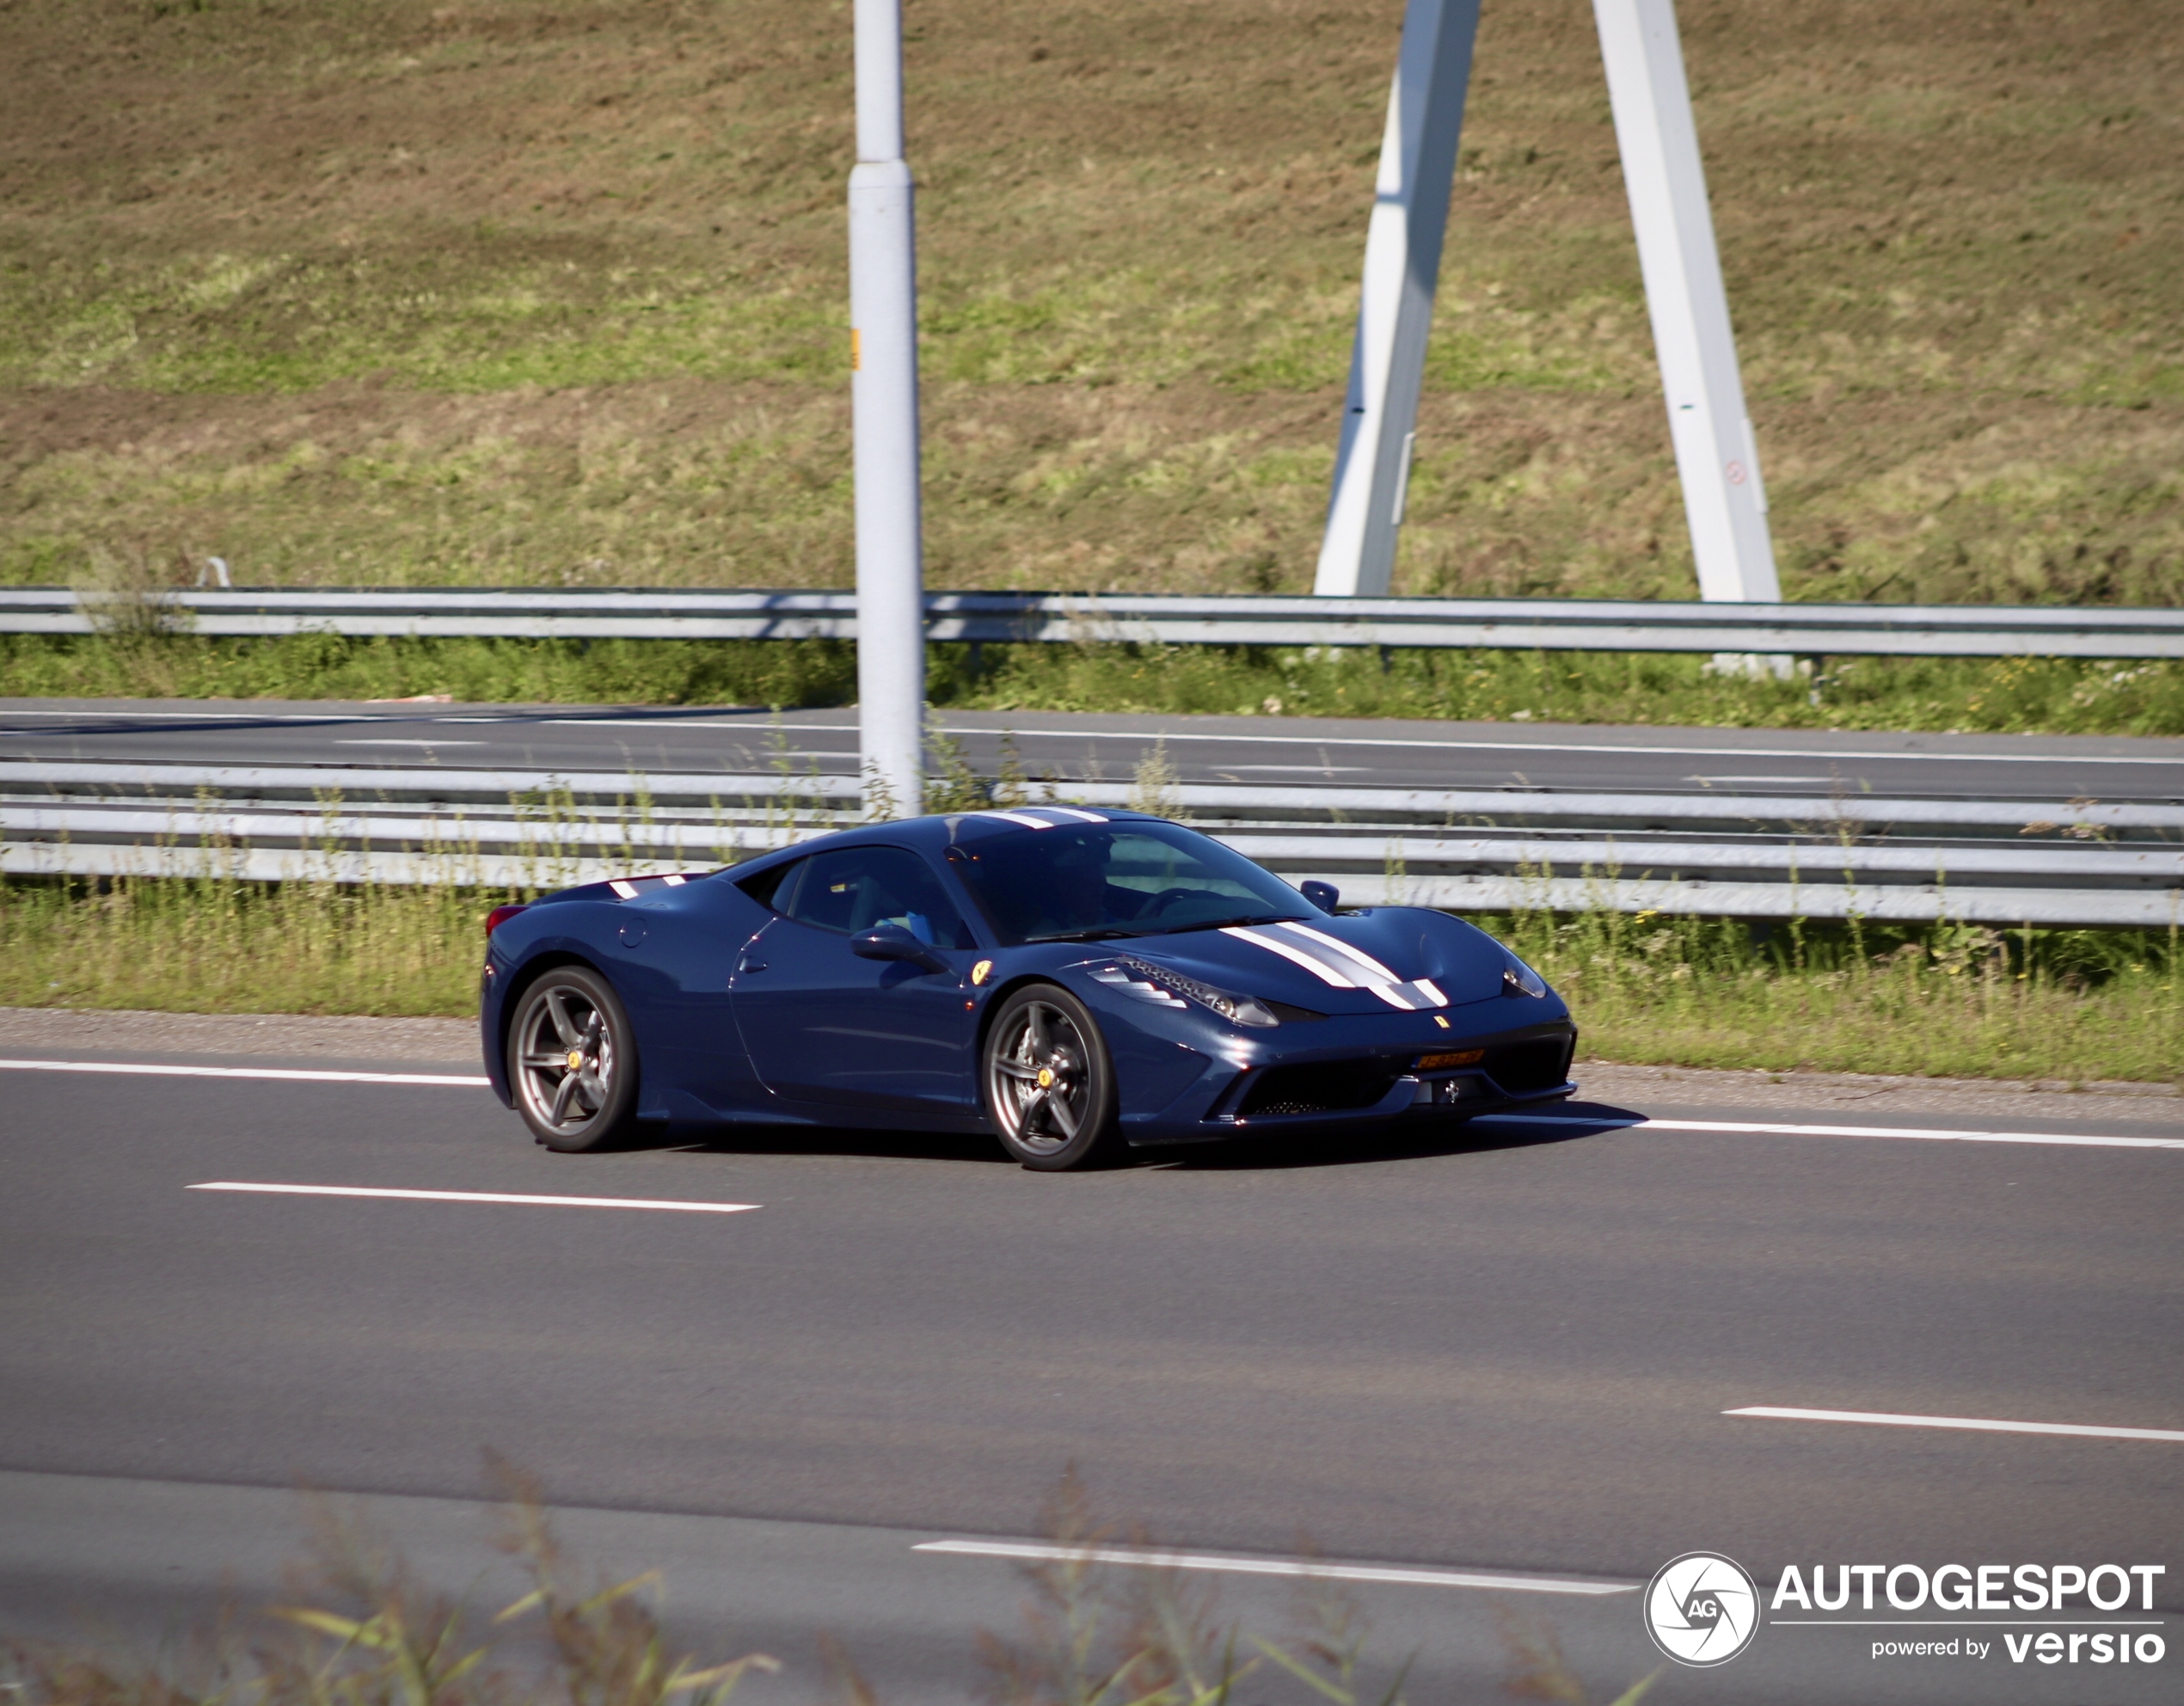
[480,807,1576,1169]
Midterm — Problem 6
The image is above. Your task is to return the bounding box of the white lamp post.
[849,0,926,815]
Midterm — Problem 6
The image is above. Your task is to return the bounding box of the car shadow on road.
[659,1124,1010,1165]
[647,1102,1643,1171]
[1162,1101,1644,1170]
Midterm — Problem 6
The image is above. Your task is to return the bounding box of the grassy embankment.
[3,0,2181,728]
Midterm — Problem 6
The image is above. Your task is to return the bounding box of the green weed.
[1494,907,2182,1084]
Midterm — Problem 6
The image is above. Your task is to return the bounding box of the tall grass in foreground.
[0,1465,1656,1706]
[4,1462,782,1706]
[3,872,2175,1083]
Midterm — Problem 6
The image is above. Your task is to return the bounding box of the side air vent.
[1484,1036,1574,1094]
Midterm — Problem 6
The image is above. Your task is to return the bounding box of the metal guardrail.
[8,586,2184,657]
[5,762,2178,927]
[9,762,2182,833]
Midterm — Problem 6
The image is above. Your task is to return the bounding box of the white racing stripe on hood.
[1222,926,1359,988]
[977,810,1057,829]
[1273,920,1401,984]
[1223,924,1449,1011]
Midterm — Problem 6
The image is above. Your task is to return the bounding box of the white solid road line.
[188,1182,758,1214]
[913,1538,1635,1596]
[0,1059,489,1087]
[0,709,367,721]
[1726,1406,2184,1444]
[17,1060,2177,1152]
[1483,1111,2184,1151]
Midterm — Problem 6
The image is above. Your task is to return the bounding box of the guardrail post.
[1593,0,1785,673]
[850,0,926,816]
[1313,0,1482,599]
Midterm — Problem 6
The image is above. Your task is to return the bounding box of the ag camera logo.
[1644,1552,1761,1666]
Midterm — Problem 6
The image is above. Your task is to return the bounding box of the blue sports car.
[479,807,1577,1169]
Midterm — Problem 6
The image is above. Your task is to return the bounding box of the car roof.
[724,805,1173,881]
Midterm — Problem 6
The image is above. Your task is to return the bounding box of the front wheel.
[982,985,1121,1171]
[507,965,640,1152]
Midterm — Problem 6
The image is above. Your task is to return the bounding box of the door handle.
[737,955,768,973]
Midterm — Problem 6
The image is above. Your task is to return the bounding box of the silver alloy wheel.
[985,997,1091,1157]
[514,982,617,1139]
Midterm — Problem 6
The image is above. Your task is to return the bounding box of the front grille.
[1485,1036,1574,1094]
[1237,1060,1400,1117]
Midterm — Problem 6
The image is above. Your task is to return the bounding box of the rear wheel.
[982,985,1121,1171]
[507,965,640,1152]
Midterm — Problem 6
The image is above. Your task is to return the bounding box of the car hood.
[1087,908,1513,1016]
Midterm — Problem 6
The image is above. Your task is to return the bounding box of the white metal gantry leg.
[1314,0,1482,599]
[1592,0,1781,617]
[1316,0,1782,641]
[850,0,927,816]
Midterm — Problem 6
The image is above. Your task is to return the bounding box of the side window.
[736,856,806,913]
[785,846,970,948]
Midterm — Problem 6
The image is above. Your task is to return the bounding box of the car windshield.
[947,820,1315,946]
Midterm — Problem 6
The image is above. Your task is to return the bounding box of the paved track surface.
[3,1041,2179,1703]
[6,698,2182,803]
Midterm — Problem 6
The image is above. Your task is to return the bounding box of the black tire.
[982,984,1121,1171]
[506,965,641,1153]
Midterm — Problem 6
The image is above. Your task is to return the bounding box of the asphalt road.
[6,698,2183,804]
[3,1051,2179,1703]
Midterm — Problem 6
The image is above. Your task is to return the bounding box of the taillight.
[485,903,529,936]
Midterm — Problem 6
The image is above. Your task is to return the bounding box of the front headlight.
[1092,957,1280,1028]
[1503,956,1549,998]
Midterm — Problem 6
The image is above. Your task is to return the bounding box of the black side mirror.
[851,923,950,975]
[1300,880,1340,913]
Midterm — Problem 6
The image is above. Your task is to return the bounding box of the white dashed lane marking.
[912,1538,1635,1596]
[1,1059,489,1087]
[1726,1406,2184,1444]
[187,1182,758,1215]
